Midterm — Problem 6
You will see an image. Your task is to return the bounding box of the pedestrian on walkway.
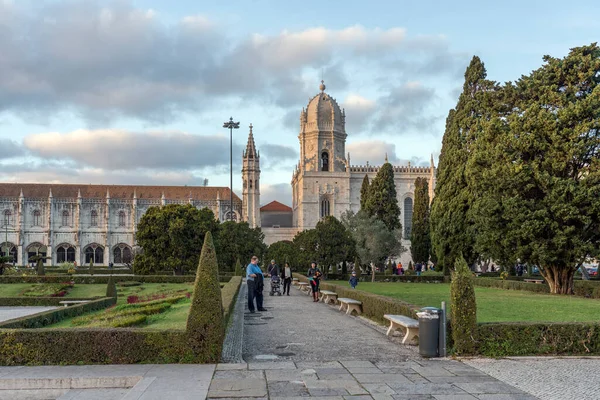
[246,256,267,313]
[307,262,322,302]
[349,271,358,289]
[281,262,292,295]
[268,259,280,277]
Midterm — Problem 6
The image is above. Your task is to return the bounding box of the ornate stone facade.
[0,184,241,266]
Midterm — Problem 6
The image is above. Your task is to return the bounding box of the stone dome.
[301,81,345,134]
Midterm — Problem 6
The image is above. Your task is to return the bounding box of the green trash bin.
[417,307,441,357]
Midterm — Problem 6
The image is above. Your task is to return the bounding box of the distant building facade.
[0,184,241,266]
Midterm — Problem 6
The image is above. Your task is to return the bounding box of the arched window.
[62,210,70,227]
[321,151,329,171]
[0,242,17,263]
[249,180,253,189]
[26,242,47,265]
[320,198,330,218]
[84,244,104,264]
[118,211,126,227]
[113,243,132,264]
[56,244,76,263]
[33,210,41,226]
[404,197,413,239]
[90,210,98,227]
[225,211,238,222]
[3,210,11,226]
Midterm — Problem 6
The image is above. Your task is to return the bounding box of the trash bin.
[417,307,441,357]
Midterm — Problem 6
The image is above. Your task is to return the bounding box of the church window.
[0,242,17,263]
[255,179,258,189]
[113,244,132,264]
[84,244,104,264]
[33,210,41,226]
[249,180,252,189]
[57,244,75,263]
[91,210,98,227]
[404,197,413,238]
[62,210,69,227]
[321,151,329,171]
[118,211,126,227]
[320,198,330,218]
[3,210,11,226]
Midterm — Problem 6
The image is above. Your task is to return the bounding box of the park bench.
[319,290,338,304]
[383,314,419,344]
[297,282,309,292]
[292,278,299,286]
[59,300,91,308]
[523,279,543,284]
[337,298,362,315]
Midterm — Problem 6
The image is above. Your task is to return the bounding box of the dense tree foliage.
[430,56,497,274]
[411,177,431,264]
[134,205,219,275]
[292,229,318,270]
[360,174,370,210]
[363,162,401,231]
[314,216,357,271]
[216,221,266,272]
[266,240,297,270]
[467,44,600,294]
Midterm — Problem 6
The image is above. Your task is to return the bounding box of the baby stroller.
[269,275,282,296]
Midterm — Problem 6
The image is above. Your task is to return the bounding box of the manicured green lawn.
[331,281,600,323]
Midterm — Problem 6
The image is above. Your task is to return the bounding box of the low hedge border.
[0,275,234,284]
[473,277,600,298]
[221,276,242,326]
[293,274,420,323]
[369,275,447,283]
[0,297,102,307]
[0,297,116,329]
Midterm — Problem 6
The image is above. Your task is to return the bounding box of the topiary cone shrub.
[89,259,94,276]
[36,259,45,276]
[234,258,242,277]
[186,231,224,363]
[450,256,478,355]
[106,276,117,298]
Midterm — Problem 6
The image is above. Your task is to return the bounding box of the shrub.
[20,283,73,297]
[234,258,242,277]
[221,276,242,325]
[106,276,117,298]
[117,281,142,287]
[450,256,478,355]
[186,231,224,363]
[89,259,94,275]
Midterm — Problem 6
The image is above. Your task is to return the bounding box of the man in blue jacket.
[246,256,267,313]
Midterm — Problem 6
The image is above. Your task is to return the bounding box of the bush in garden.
[450,256,478,355]
[234,258,242,276]
[186,231,224,363]
[106,276,117,298]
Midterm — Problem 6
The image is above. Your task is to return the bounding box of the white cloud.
[260,183,292,207]
[347,140,400,166]
[342,94,376,131]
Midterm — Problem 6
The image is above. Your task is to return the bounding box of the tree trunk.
[371,262,375,282]
[540,265,575,294]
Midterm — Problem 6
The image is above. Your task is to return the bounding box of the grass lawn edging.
[474,277,600,298]
[221,276,242,326]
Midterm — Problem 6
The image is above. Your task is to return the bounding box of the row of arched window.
[1,209,128,227]
[1,242,132,264]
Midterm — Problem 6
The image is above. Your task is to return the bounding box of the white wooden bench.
[297,282,308,292]
[292,278,299,286]
[59,300,91,308]
[319,290,338,304]
[337,298,362,315]
[384,314,419,344]
[524,279,543,284]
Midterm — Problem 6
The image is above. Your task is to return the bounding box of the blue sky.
[0,0,598,204]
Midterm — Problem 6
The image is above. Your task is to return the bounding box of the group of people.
[245,257,293,313]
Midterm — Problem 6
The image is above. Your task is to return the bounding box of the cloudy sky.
[0,0,598,205]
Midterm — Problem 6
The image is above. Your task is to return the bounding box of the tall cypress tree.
[411,177,430,264]
[430,56,495,274]
[364,162,401,231]
[360,175,370,210]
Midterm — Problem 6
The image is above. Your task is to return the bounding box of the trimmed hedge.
[0,275,204,284]
[0,297,102,306]
[294,274,420,323]
[221,276,242,325]
[0,329,198,365]
[0,297,116,329]
[478,322,600,357]
[369,275,447,283]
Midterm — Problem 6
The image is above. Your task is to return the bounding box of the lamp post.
[223,117,240,221]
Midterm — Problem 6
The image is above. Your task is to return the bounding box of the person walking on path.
[349,271,358,289]
[246,256,267,313]
[281,262,292,295]
[396,261,402,275]
[307,262,322,302]
[415,262,422,276]
[268,259,280,277]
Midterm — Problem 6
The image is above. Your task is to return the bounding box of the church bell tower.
[242,124,261,228]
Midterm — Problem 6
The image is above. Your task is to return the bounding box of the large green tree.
[292,229,318,271]
[341,210,404,281]
[364,162,401,231]
[314,216,357,272]
[360,174,370,210]
[266,240,297,270]
[410,177,431,264]
[467,44,600,294]
[134,204,219,275]
[430,56,497,274]
[216,221,266,272]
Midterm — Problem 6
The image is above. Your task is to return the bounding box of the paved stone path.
[465,357,600,400]
[0,306,57,323]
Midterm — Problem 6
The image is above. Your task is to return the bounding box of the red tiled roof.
[260,200,292,212]
[0,183,241,201]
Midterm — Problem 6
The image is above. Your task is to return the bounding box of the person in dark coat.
[281,262,292,295]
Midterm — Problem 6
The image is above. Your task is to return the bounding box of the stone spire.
[244,123,258,159]
[106,188,110,199]
[385,153,388,163]
[133,189,137,199]
[77,189,81,199]
[19,188,23,198]
[430,153,435,168]
[49,188,53,198]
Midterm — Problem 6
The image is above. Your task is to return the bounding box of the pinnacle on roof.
[244,123,258,159]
